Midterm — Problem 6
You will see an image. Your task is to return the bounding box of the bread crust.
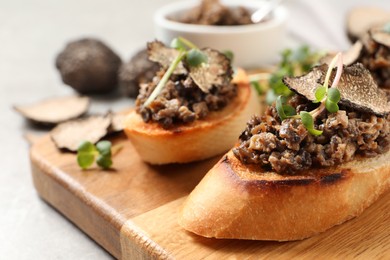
[124,75,260,164]
[179,149,390,241]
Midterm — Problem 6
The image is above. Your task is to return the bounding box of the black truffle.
[118,49,159,98]
[56,38,122,94]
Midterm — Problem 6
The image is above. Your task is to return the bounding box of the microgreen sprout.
[77,140,122,170]
[143,37,208,107]
[186,49,208,67]
[223,50,234,61]
[250,80,265,95]
[143,50,186,107]
[275,96,296,121]
[276,53,344,136]
[251,46,324,104]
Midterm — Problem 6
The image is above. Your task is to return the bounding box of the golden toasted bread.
[179,149,390,241]
[124,71,260,164]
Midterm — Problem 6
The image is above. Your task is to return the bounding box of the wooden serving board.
[30,133,390,259]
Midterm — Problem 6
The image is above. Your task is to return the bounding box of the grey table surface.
[1,0,388,259]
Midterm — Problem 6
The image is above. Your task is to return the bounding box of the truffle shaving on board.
[283,63,390,115]
[51,114,111,151]
[14,96,90,125]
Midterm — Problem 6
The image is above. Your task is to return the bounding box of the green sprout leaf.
[300,111,323,136]
[143,50,186,107]
[223,50,234,61]
[96,140,112,157]
[265,45,322,104]
[186,49,208,67]
[266,89,278,105]
[283,105,297,117]
[314,86,326,102]
[327,88,341,103]
[325,99,339,113]
[144,37,208,107]
[300,111,313,127]
[250,80,264,95]
[76,140,117,170]
[276,96,296,121]
[96,154,113,169]
[77,141,97,169]
[176,37,198,49]
[170,38,187,51]
[276,96,288,121]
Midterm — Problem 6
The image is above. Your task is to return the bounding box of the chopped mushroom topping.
[234,61,390,174]
[136,41,236,128]
[233,96,390,174]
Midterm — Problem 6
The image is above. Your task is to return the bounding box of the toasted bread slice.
[179,149,390,241]
[124,71,260,164]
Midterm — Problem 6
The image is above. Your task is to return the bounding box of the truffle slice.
[370,28,390,47]
[51,114,111,151]
[14,96,90,125]
[147,41,187,75]
[119,49,160,97]
[346,7,390,42]
[189,48,232,93]
[320,41,363,66]
[56,38,122,94]
[283,63,390,115]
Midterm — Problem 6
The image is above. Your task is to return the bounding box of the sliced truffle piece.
[119,49,160,98]
[370,28,390,47]
[56,38,122,94]
[320,41,363,66]
[14,96,90,125]
[346,7,390,42]
[147,41,187,75]
[283,63,390,116]
[51,114,111,151]
[189,48,232,93]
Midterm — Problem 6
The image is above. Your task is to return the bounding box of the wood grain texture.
[30,134,390,259]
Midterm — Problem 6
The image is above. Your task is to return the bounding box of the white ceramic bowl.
[154,0,288,68]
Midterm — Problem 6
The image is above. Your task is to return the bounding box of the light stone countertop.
[1,0,388,259]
